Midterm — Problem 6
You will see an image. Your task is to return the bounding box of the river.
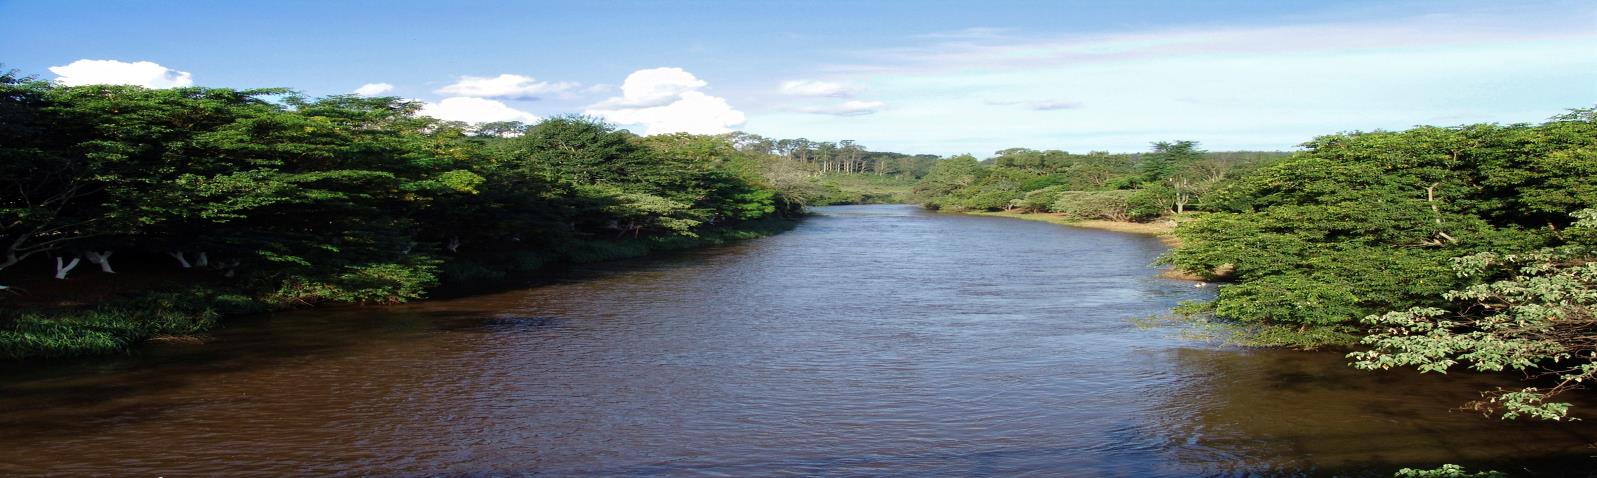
[2,205,1594,476]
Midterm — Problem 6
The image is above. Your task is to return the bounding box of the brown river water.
[2,205,1595,476]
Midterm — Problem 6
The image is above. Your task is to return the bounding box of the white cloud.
[779,79,853,97]
[435,74,579,100]
[353,83,394,96]
[586,68,745,135]
[798,100,886,116]
[592,67,709,108]
[48,59,193,88]
[420,97,540,124]
[986,98,1083,111]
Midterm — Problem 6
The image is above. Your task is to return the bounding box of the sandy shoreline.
[964,211,1202,280]
[966,211,1178,244]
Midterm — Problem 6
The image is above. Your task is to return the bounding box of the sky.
[2,0,1594,155]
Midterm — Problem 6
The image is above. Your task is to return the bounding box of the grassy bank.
[0,217,800,360]
[0,288,266,359]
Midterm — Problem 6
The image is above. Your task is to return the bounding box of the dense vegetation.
[910,109,1597,420]
[0,71,904,358]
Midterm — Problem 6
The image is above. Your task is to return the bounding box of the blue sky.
[3,0,1594,154]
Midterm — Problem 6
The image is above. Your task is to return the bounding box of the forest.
[912,110,1597,420]
[0,71,915,358]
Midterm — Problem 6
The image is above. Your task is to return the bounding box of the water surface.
[3,205,1594,476]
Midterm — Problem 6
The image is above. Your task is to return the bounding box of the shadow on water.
[0,225,799,450]
[0,220,771,380]
[1145,347,1597,476]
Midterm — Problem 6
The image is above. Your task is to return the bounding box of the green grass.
[0,308,215,358]
[0,288,262,359]
[812,173,918,205]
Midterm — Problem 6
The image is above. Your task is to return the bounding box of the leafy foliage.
[1393,464,1506,478]
[1350,209,1597,420]
[1164,110,1597,347]
[912,143,1284,214]
[0,76,811,356]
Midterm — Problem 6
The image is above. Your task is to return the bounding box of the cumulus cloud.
[798,100,886,116]
[435,74,579,100]
[353,83,395,96]
[591,67,709,108]
[986,98,1083,111]
[48,59,193,88]
[585,68,745,135]
[778,79,853,97]
[420,97,540,124]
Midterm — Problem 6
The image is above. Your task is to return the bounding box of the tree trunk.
[195,252,209,267]
[168,251,193,268]
[84,250,115,273]
[1424,183,1458,244]
[54,256,81,280]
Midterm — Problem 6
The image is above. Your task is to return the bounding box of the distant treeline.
[722,133,942,178]
[912,142,1290,218]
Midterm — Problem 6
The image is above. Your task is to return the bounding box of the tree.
[1350,209,1597,420]
[1140,140,1202,182]
[473,120,527,138]
[1163,111,1597,347]
[1064,153,1136,190]
[912,155,984,209]
[0,73,90,282]
[513,115,641,185]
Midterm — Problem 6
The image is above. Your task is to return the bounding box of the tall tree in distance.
[1141,140,1202,182]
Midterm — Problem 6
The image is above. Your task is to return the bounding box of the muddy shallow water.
[2,205,1594,476]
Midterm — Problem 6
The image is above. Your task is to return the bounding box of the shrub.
[268,260,441,305]
[1052,190,1138,221]
[958,190,1024,211]
[1018,185,1069,212]
[0,296,223,358]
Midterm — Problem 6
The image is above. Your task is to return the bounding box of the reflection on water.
[1,205,1593,476]
[1148,348,1597,476]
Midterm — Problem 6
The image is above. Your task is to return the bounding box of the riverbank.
[0,217,800,360]
[961,210,1203,280]
[966,211,1180,245]
[809,173,918,205]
